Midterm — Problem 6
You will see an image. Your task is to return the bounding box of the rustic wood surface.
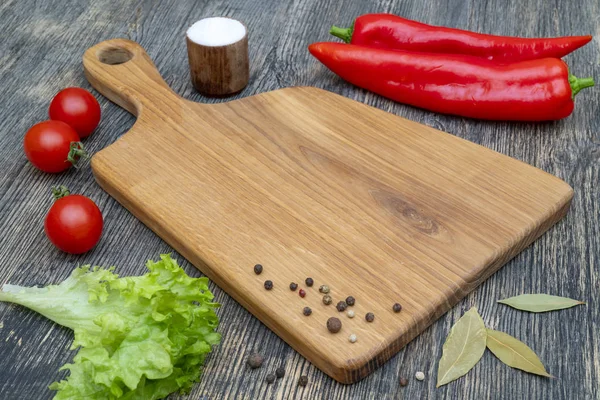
[0,0,597,399]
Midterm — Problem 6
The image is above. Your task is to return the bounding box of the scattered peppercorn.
[290,282,298,291]
[275,367,285,379]
[266,373,276,384]
[345,296,355,306]
[303,307,312,316]
[253,264,263,274]
[298,375,308,387]
[319,285,330,294]
[365,312,375,322]
[400,377,408,387]
[247,353,264,369]
[264,280,273,290]
[393,303,403,313]
[336,301,347,312]
[322,294,332,305]
[327,317,342,333]
[305,277,314,287]
[299,289,306,298]
[349,333,357,343]
[347,310,355,318]
[415,371,425,381]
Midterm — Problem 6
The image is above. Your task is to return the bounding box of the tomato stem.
[52,186,71,201]
[67,141,88,168]
[330,25,353,43]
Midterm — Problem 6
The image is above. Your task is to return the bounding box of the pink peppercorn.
[299,289,306,298]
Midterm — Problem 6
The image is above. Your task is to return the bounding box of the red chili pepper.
[330,14,592,62]
[308,42,594,121]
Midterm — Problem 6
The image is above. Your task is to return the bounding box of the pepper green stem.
[52,186,70,201]
[67,141,88,168]
[569,74,595,98]
[329,25,353,43]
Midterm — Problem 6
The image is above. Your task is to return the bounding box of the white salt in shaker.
[186,17,249,96]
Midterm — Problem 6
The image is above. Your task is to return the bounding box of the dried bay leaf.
[498,294,584,313]
[486,329,553,378]
[436,307,487,387]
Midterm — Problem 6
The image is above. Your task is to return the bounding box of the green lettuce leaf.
[0,254,221,399]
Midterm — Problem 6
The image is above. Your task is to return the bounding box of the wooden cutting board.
[83,39,573,384]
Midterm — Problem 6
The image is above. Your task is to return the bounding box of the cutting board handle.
[83,39,177,117]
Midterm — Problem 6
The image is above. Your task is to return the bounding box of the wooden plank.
[0,0,598,398]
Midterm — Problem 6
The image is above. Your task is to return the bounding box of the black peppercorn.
[266,373,276,384]
[247,353,264,369]
[290,282,298,291]
[253,264,263,274]
[264,280,273,290]
[303,307,312,316]
[336,301,347,312]
[365,312,375,322]
[393,303,403,313]
[345,296,355,306]
[298,375,308,386]
[327,317,342,333]
[400,377,408,387]
[305,277,314,287]
[275,367,285,379]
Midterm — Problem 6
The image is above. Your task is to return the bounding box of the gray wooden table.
[0,0,597,399]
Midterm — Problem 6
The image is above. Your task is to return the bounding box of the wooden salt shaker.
[186,17,249,96]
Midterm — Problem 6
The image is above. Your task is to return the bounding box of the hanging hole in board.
[97,47,133,65]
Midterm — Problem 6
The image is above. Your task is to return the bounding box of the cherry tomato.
[23,120,86,173]
[44,187,103,254]
[49,88,101,138]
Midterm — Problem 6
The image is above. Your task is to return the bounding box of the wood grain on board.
[0,0,597,399]
[83,38,572,383]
